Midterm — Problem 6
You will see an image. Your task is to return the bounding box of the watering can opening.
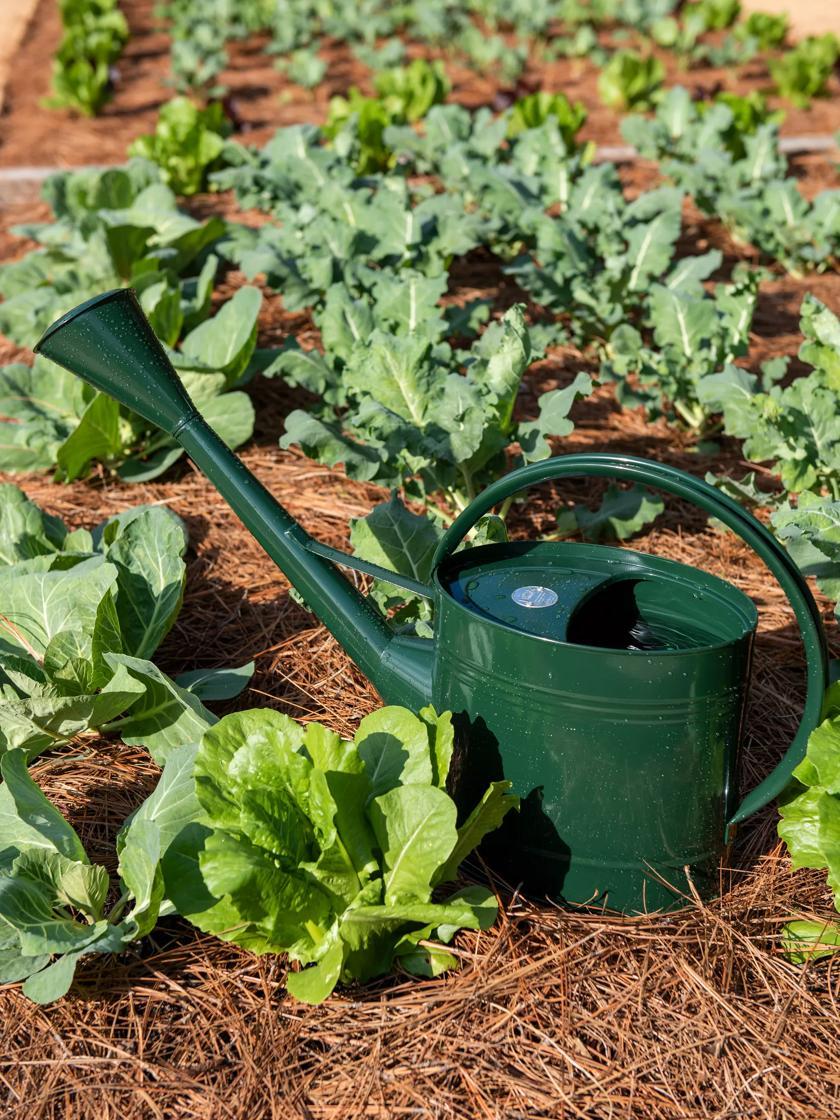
[436,539,757,655]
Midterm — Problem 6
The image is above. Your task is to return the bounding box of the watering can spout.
[34,289,433,708]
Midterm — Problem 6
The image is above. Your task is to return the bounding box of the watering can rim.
[34,288,127,353]
[434,537,758,658]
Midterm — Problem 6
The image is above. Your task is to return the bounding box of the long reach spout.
[34,289,433,708]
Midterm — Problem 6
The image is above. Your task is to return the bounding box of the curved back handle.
[433,453,828,831]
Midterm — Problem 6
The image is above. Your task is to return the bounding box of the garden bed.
[0,3,840,1117]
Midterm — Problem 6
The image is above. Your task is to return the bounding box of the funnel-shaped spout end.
[34,288,195,436]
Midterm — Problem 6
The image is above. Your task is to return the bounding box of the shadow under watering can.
[34,288,829,913]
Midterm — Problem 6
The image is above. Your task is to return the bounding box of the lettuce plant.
[129,98,233,196]
[770,34,840,108]
[45,0,128,117]
[171,705,517,1002]
[778,694,840,963]
[597,51,664,111]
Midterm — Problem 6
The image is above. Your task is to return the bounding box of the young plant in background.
[770,34,840,108]
[597,51,665,111]
[46,0,128,117]
[506,92,589,154]
[699,296,840,498]
[129,98,233,196]
[325,59,450,173]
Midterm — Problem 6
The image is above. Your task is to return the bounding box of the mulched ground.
[0,8,840,1118]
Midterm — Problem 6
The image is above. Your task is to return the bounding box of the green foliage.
[699,296,840,498]
[0,162,223,346]
[0,743,203,1002]
[46,0,128,117]
[770,34,840,108]
[129,98,233,196]
[276,47,328,89]
[373,59,450,122]
[778,691,840,961]
[597,51,665,111]
[508,167,706,345]
[168,17,229,98]
[506,92,587,150]
[556,484,664,542]
[622,89,837,275]
[325,60,449,172]
[685,0,740,30]
[176,706,516,1001]
[0,285,264,482]
[604,267,761,432]
[0,486,250,763]
[735,10,788,50]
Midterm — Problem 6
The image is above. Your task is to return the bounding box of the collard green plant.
[46,0,128,117]
[507,168,711,346]
[169,18,229,98]
[0,486,251,764]
[129,98,233,196]
[0,162,224,347]
[603,267,761,432]
[276,305,588,512]
[699,296,840,498]
[0,285,263,482]
[0,743,202,1003]
[623,90,836,276]
[172,705,517,1002]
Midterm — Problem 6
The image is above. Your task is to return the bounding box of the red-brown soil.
[2,0,840,168]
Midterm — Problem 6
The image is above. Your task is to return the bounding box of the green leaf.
[101,506,187,659]
[369,785,457,905]
[0,751,87,861]
[54,394,123,482]
[349,495,440,598]
[434,781,519,885]
[286,934,344,1004]
[563,484,665,543]
[103,654,216,765]
[356,707,434,797]
[174,661,254,701]
[782,919,840,963]
[179,286,262,386]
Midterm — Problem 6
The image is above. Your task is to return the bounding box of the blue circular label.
[511,585,559,609]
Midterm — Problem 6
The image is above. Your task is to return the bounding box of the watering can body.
[35,289,829,913]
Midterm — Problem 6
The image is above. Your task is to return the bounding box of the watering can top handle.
[433,453,829,832]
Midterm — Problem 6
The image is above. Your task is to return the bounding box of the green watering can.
[35,289,829,913]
